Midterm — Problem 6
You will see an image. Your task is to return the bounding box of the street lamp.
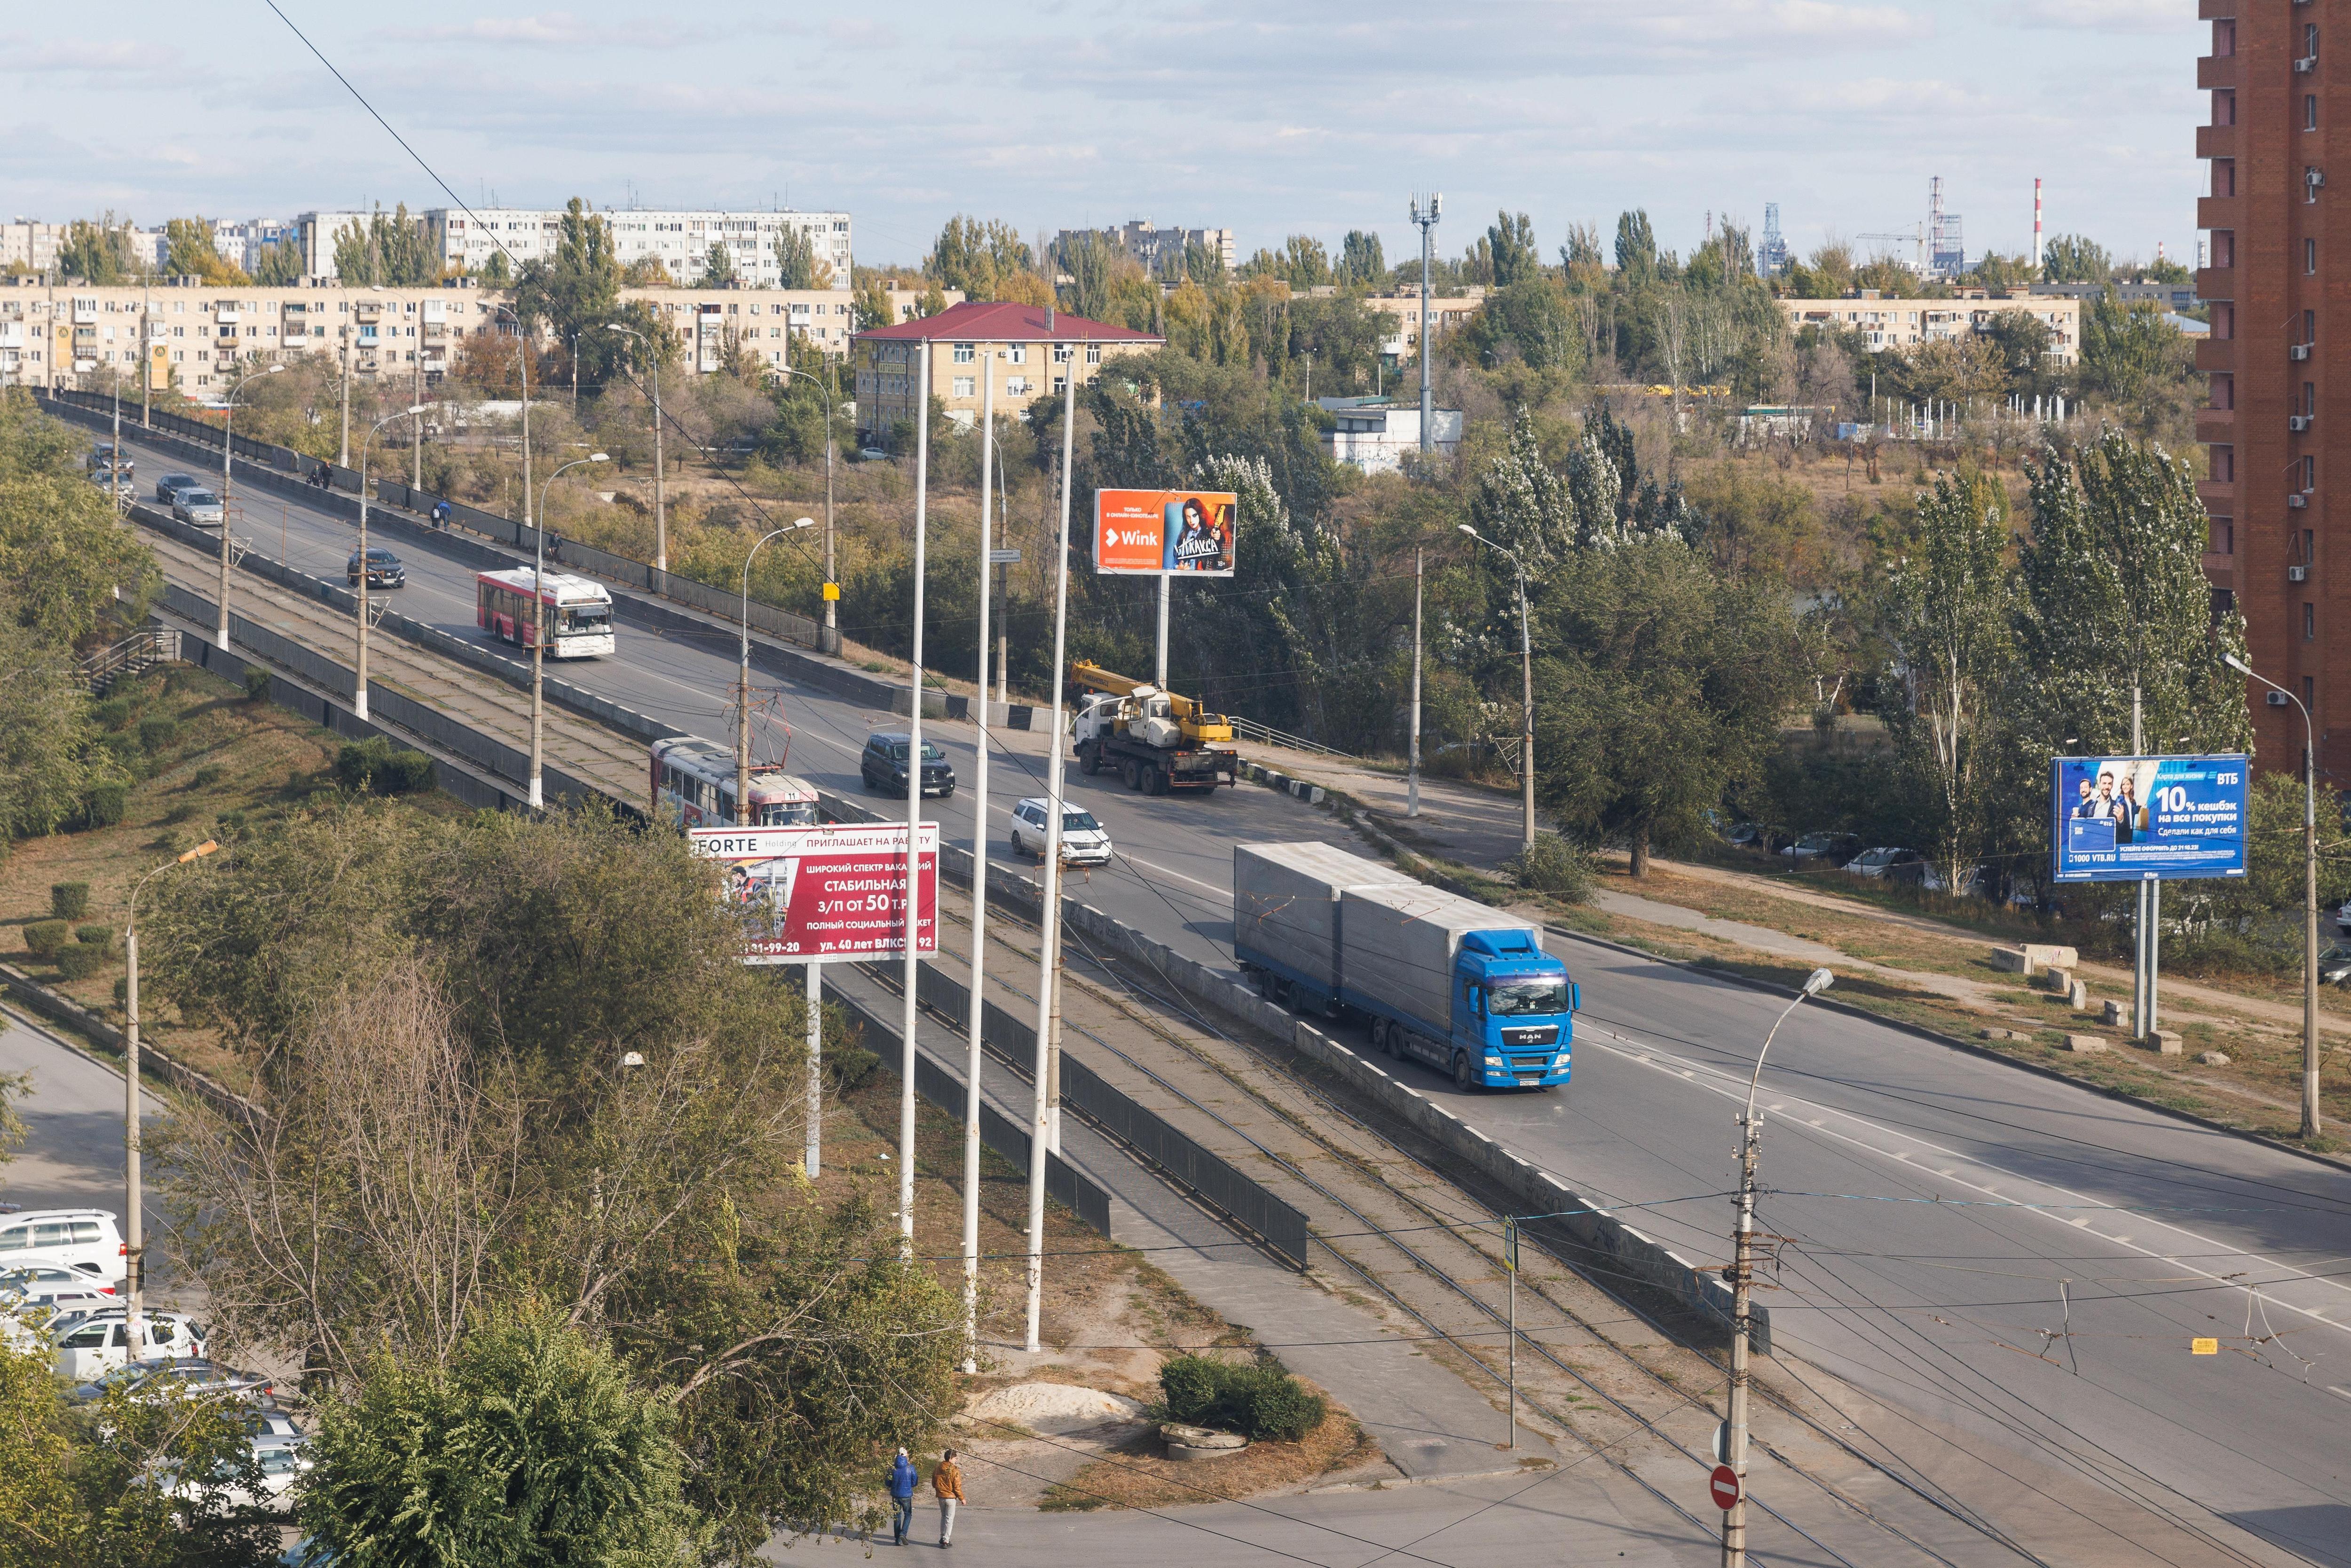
[736,519,816,817]
[2226,652,2321,1139]
[529,453,608,808]
[215,364,285,650]
[1458,524,1536,851]
[355,404,430,720]
[768,361,843,654]
[603,322,668,577]
[1722,966,1834,1568]
[122,839,220,1361]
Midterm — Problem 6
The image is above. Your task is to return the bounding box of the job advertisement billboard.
[2051,754,2248,882]
[690,823,939,962]
[1094,489,1238,576]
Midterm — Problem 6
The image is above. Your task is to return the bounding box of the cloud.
[1997,0,2191,33]
[379,11,714,47]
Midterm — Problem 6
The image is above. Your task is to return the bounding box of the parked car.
[2320,945,2351,987]
[1781,832,1860,865]
[1009,798,1113,865]
[1842,846,1924,879]
[346,547,406,588]
[856,447,892,463]
[0,1264,116,1305]
[86,442,134,476]
[161,1436,312,1514]
[154,472,201,504]
[173,489,226,528]
[49,1308,208,1381]
[0,1209,125,1288]
[1724,821,1765,848]
[860,732,955,797]
[71,1355,273,1406]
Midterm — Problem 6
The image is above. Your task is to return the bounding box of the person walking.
[887,1448,918,1546]
[933,1449,965,1547]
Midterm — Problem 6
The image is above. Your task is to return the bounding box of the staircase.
[78,628,182,694]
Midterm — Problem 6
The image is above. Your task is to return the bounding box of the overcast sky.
[3,0,2204,272]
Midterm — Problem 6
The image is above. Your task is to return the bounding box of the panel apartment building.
[2196,2,2344,772]
[424,208,852,290]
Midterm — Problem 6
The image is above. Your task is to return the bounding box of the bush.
[91,695,136,731]
[1508,833,1595,903]
[164,666,206,694]
[384,751,435,794]
[189,765,224,790]
[335,737,434,796]
[51,882,90,920]
[243,664,274,702]
[55,944,105,981]
[85,783,127,827]
[1155,1353,1325,1442]
[137,716,180,754]
[76,925,113,949]
[24,920,71,960]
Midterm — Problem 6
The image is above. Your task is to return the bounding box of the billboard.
[2051,754,2248,883]
[690,823,939,962]
[1094,489,1238,576]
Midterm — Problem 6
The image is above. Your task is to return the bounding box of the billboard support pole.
[963,365,994,1377]
[805,961,823,1179]
[1155,572,1170,689]
[2131,687,2146,1041]
[899,339,931,1253]
[1027,348,1080,1355]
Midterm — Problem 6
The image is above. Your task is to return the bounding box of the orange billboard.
[1093,489,1238,576]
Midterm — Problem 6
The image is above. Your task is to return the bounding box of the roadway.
[90,419,2351,1563]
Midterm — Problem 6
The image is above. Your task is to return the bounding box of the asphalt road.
[94,421,2351,1562]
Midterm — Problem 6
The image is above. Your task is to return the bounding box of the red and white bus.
[651,736,820,828]
[475,568,615,659]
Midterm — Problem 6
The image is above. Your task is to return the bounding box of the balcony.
[2196,266,2234,300]
[2195,338,2238,374]
[2197,408,2239,444]
[2197,195,2241,231]
[2199,54,2240,90]
[2198,478,2238,512]
[2197,124,2240,160]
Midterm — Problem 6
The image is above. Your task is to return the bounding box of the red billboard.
[1094,489,1238,576]
[690,823,938,962]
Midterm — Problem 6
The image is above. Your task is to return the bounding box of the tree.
[302,1307,693,1568]
[1877,473,2016,894]
[1484,211,1540,286]
[250,238,303,286]
[514,199,626,384]
[852,274,894,330]
[1461,277,1583,373]
[0,389,159,647]
[163,219,250,286]
[55,214,142,285]
[331,205,435,287]
[1536,536,1805,875]
[925,216,1030,299]
[1981,309,2056,399]
[1614,210,1657,279]
[1275,235,1331,291]
[698,241,737,289]
[2081,290,2193,414]
[2041,232,2112,284]
[1469,409,1574,570]
[1778,241,1854,299]
[1560,222,1605,273]
[0,612,107,842]
[621,255,673,287]
[772,223,833,290]
[1335,229,1385,288]
[478,249,512,287]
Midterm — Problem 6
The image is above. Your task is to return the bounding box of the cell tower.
[1759,203,1789,276]
[1928,176,1965,276]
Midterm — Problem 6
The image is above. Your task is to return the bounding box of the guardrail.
[1226,714,1359,760]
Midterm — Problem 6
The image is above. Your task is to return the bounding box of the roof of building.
[853,299,1163,345]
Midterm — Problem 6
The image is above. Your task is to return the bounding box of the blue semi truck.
[1233,842,1577,1090]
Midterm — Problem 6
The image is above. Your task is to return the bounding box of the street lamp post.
[355,405,429,720]
[215,364,286,650]
[765,361,841,651]
[1458,525,1536,851]
[2227,653,2322,1138]
[736,519,815,815]
[123,840,220,1361]
[530,454,608,808]
[603,323,668,576]
[1722,967,1835,1568]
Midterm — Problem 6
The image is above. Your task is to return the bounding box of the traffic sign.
[1710,1465,1741,1510]
[988,548,1022,564]
[1502,1217,1518,1273]
[2191,1337,2218,1355]
[1711,1421,1729,1465]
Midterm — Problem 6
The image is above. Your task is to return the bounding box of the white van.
[0,1210,127,1286]
[49,1308,209,1380]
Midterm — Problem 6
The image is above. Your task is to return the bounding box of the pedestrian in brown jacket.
[933,1450,965,1547]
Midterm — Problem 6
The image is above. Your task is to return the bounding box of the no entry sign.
[1710,1465,1741,1510]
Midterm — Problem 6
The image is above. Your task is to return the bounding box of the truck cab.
[1447,932,1576,1089]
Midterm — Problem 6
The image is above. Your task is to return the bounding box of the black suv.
[346,547,406,588]
[860,733,955,797]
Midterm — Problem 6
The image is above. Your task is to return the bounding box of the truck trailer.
[1234,842,1578,1091]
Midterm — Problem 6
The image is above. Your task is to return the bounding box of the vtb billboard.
[2050,754,2248,882]
[1094,489,1238,576]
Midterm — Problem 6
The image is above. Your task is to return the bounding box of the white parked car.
[0,1209,125,1289]
[164,1436,313,1515]
[1008,797,1113,866]
[1842,846,1925,880]
[49,1308,209,1381]
[0,1263,117,1305]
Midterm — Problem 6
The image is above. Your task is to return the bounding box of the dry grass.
[1037,1400,1378,1513]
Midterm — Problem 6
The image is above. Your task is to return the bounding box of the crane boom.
[1069,660,1235,744]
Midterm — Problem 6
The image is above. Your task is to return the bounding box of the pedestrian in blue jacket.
[887,1448,918,1545]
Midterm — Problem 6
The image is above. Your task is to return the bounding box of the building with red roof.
[852,299,1164,441]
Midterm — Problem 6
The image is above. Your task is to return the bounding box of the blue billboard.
[2051,755,2248,882]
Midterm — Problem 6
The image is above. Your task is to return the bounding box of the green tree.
[0,389,160,646]
[1876,473,2016,894]
[1777,241,1854,299]
[1981,309,2056,399]
[478,249,513,287]
[250,237,303,286]
[852,274,894,330]
[303,1307,694,1568]
[331,205,435,286]
[514,199,627,384]
[163,219,250,285]
[2041,232,2112,284]
[1276,235,1331,290]
[924,216,1031,299]
[55,214,142,284]
[1469,408,1574,569]
[1559,222,1606,275]
[2081,290,2193,414]
[1460,277,1583,373]
[1483,211,1540,286]
[1614,209,1657,279]
[698,240,737,288]
[0,612,106,841]
[1335,229,1385,288]
[619,254,673,286]
[771,223,832,290]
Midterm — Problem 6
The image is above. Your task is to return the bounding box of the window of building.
[2307,22,2319,58]
[2215,17,2236,54]
[2214,159,2236,198]
[2215,90,2236,126]
[2210,518,2234,555]
[2309,95,2321,131]
[2309,238,2319,274]
[1052,343,1072,362]
[2307,675,2318,707]
[2307,380,2319,416]
[2212,445,2235,483]
[952,343,974,364]
[2307,603,2318,641]
[2211,374,2233,410]
[2212,230,2235,268]
[1086,344,1101,364]
[952,376,975,398]
[2305,309,2318,346]
[2304,455,2318,490]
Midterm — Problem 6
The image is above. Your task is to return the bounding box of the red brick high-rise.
[2199,2,2341,772]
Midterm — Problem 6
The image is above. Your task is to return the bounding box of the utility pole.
[820,356,837,652]
[412,355,423,490]
[337,328,351,469]
[1409,193,1442,456]
[356,405,429,721]
[603,322,668,577]
[140,286,150,429]
[124,843,219,1363]
[1027,347,1080,1354]
[1458,525,1535,850]
[1724,968,1835,1568]
[963,364,996,1376]
[218,364,285,651]
[2227,653,2323,1137]
[899,339,933,1251]
[1408,547,1424,818]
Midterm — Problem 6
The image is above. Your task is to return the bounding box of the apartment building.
[1059,220,1236,276]
[423,207,852,290]
[1360,288,1491,364]
[851,300,1162,439]
[2195,4,2341,772]
[0,279,893,394]
[2,219,63,273]
[1777,292,2082,361]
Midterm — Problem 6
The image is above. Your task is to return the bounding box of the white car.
[164,1436,313,1515]
[173,489,226,527]
[1842,846,1925,880]
[1009,797,1113,866]
[0,1263,117,1305]
[49,1308,209,1381]
[0,1209,126,1289]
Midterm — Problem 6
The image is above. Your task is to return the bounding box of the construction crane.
[1067,661,1239,795]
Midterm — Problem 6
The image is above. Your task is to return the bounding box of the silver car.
[173,489,225,527]
[1009,797,1113,866]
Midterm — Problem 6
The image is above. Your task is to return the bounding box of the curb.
[0,962,258,1122]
